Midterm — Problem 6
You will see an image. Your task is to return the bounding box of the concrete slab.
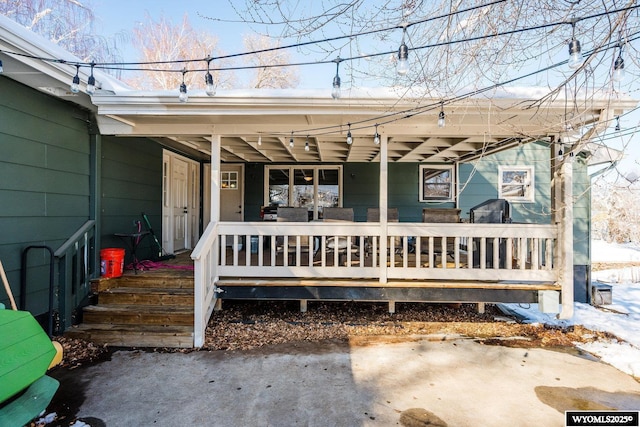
[50,337,640,427]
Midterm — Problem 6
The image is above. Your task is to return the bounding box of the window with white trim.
[265,165,342,219]
[419,165,454,202]
[498,166,534,202]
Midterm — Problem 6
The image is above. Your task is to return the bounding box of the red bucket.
[100,248,125,278]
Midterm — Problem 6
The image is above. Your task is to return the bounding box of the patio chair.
[276,207,312,263]
[322,207,358,264]
[420,208,461,262]
[365,207,401,257]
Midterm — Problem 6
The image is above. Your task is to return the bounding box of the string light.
[289,131,294,148]
[179,69,188,103]
[615,115,621,131]
[397,25,409,76]
[438,102,446,128]
[346,123,353,145]
[568,19,583,69]
[331,57,342,99]
[258,134,262,146]
[205,57,216,96]
[305,135,310,152]
[373,124,380,145]
[613,46,625,83]
[70,65,80,93]
[86,63,96,95]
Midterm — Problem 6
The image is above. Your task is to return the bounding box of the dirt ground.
[52,300,619,369]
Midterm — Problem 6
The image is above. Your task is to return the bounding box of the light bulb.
[258,135,262,146]
[438,110,446,128]
[346,124,353,145]
[179,82,188,103]
[568,39,583,69]
[289,134,294,148]
[86,74,96,95]
[397,42,409,76]
[613,55,625,83]
[205,72,216,96]
[70,72,80,94]
[305,140,310,152]
[332,74,341,99]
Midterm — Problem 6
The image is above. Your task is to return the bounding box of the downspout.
[89,115,101,276]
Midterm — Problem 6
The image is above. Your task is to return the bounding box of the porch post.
[379,133,388,284]
[555,140,574,319]
[211,134,221,224]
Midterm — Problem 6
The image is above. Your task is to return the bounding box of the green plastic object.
[0,375,60,427]
[0,310,57,404]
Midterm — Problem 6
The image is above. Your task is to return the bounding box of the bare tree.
[592,177,640,243]
[0,0,123,66]
[243,34,299,88]
[126,13,234,92]
[216,0,638,100]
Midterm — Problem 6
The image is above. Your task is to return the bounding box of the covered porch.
[93,89,634,347]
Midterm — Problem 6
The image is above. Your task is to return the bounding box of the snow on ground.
[500,240,640,379]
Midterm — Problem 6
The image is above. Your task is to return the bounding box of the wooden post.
[300,299,308,313]
[379,133,388,284]
[553,137,574,319]
[388,300,396,314]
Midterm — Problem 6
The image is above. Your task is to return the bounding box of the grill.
[469,199,510,268]
[470,198,511,224]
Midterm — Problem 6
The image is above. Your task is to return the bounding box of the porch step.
[82,304,194,326]
[92,274,193,292]
[98,287,194,306]
[66,323,194,348]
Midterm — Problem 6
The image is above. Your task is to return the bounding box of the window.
[221,171,238,189]
[266,166,342,218]
[419,165,454,202]
[499,166,534,202]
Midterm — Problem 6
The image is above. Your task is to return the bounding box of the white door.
[220,165,244,222]
[162,151,200,254]
[172,157,189,251]
[220,165,244,246]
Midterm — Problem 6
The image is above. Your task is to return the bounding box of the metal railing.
[53,219,96,331]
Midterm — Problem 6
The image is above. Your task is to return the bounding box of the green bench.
[0,307,63,426]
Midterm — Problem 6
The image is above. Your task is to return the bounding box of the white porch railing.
[191,221,221,347]
[192,220,558,347]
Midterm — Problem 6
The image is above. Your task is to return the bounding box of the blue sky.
[91,0,333,89]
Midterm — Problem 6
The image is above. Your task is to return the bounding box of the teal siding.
[99,136,163,264]
[459,141,552,223]
[573,155,590,266]
[244,163,265,221]
[0,77,91,314]
[344,163,379,221]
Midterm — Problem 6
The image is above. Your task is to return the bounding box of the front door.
[220,165,244,222]
[163,151,200,254]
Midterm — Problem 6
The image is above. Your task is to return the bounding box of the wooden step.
[98,287,194,306]
[82,304,194,326]
[66,323,193,348]
[92,274,193,292]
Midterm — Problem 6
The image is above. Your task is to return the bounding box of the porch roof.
[92,88,636,163]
